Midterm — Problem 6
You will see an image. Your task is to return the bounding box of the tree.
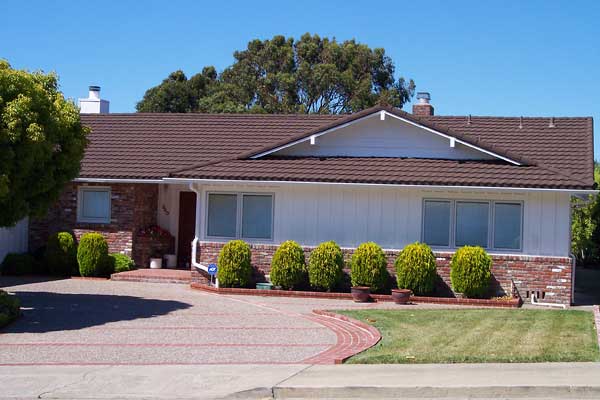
[136,34,415,114]
[0,60,88,227]
[571,162,600,265]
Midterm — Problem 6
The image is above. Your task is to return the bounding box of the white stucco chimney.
[79,85,109,114]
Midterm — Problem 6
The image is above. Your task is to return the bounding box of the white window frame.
[77,186,112,224]
[205,191,275,241]
[421,198,523,252]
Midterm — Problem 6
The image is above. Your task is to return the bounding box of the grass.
[338,309,600,363]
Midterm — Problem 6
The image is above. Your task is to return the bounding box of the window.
[422,199,522,251]
[455,201,489,247]
[493,202,522,250]
[206,192,273,240]
[423,200,451,246]
[77,187,111,223]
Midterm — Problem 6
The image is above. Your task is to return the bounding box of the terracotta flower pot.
[391,289,411,304]
[351,286,371,303]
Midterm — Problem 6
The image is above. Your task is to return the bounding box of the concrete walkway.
[2,362,600,399]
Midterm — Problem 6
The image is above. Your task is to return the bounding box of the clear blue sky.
[2,0,599,157]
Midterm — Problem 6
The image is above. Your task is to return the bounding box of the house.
[29,87,595,305]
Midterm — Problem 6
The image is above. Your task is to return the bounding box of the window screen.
[455,201,489,247]
[493,203,522,249]
[78,188,110,223]
[207,194,237,238]
[423,200,451,246]
[242,195,273,239]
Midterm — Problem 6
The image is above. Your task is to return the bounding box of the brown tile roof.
[80,107,594,190]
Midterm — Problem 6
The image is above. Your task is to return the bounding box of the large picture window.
[422,199,522,251]
[206,192,273,240]
[77,187,111,224]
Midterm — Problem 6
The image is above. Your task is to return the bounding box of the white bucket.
[149,258,162,269]
[164,254,177,268]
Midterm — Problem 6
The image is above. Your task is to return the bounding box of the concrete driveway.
[0,277,345,365]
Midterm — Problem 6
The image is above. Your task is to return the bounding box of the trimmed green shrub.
[0,253,35,276]
[77,233,111,277]
[109,253,135,273]
[270,241,307,289]
[308,241,344,291]
[450,246,492,298]
[0,290,20,328]
[350,242,388,292]
[217,240,252,288]
[46,232,78,276]
[395,242,438,295]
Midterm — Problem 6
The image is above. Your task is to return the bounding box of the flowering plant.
[138,225,172,239]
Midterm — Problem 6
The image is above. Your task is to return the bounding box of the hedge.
[110,253,135,273]
[269,241,307,289]
[217,240,252,288]
[395,242,437,295]
[450,246,492,298]
[350,242,388,292]
[77,233,111,277]
[0,290,20,328]
[46,232,78,276]
[308,241,344,291]
[0,253,35,276]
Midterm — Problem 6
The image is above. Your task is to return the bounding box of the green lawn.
[339,309,600,363]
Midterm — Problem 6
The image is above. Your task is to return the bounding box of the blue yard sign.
[207,263,218,276]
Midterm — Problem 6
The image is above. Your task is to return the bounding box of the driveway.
[0,277,390,365]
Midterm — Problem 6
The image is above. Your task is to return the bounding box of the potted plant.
[391,289,411,304]
[149,249,162,269]
[350,242,388,303]
[350,286,371,302]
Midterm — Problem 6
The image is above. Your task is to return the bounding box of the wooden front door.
[177,191,197,268]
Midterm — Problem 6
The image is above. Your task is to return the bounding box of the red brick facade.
[29,182,173,267]
[195,241,573,305]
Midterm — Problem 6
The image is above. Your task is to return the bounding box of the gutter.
[189,183,218,288]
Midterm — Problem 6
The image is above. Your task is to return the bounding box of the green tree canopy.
[136,34,415,114]
[0,60,88,227]
[571,162,600,264]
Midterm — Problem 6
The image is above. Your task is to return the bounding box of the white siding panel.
[191,183,572,257]
[0,218,29,263]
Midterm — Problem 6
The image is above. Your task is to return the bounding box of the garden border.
[190,282,521,308]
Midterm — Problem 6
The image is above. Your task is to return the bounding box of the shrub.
[308,241,344,291]
[109,253,135,273]
[0,290,20,328]
[270,241,307,289]
[0,253,35,276]
[46,232,78,276]
[77,233,111,277]
[350,242,388,292]
[395,242,438,295]
[217,240,252,288]
[450,246,492,298]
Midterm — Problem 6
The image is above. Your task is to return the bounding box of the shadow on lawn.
[3,291,191,333]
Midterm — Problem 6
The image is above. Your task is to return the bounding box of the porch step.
[111,269,191,284]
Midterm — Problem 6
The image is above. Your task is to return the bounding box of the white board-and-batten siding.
[166,183,571,258]
[0,218,29,263]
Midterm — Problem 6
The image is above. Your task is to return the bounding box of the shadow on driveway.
[3,291,192,333]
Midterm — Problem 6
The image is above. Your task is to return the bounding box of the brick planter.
[190,282,520,308]
[133,235,175,269]
[195,241,572,305]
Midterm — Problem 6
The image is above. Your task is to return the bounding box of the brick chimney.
[412,92,434,116]
[79,86,109,114]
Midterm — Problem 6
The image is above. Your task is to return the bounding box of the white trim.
[249,109,522,165]
[74,178,165,184]
[164,177,597,195]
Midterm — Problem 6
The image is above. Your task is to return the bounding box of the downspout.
[189,183,218,288]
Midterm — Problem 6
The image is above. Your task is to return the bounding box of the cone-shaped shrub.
[46,232,78,276]
[308,241,344,291]
[269,241,307,289]
[350,242,388,292]
[110,253,136,273]
[77,233,111,277]
[450,246,492,298]
[395,242,437,295]
[217,240,252,288]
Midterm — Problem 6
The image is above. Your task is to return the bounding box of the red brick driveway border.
[302,310,381,364]
[594,305,600,349]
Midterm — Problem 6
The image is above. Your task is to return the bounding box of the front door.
[177,191,197,268]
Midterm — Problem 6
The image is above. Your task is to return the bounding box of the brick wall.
[29,182,167,267]
[195,241,573,305]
